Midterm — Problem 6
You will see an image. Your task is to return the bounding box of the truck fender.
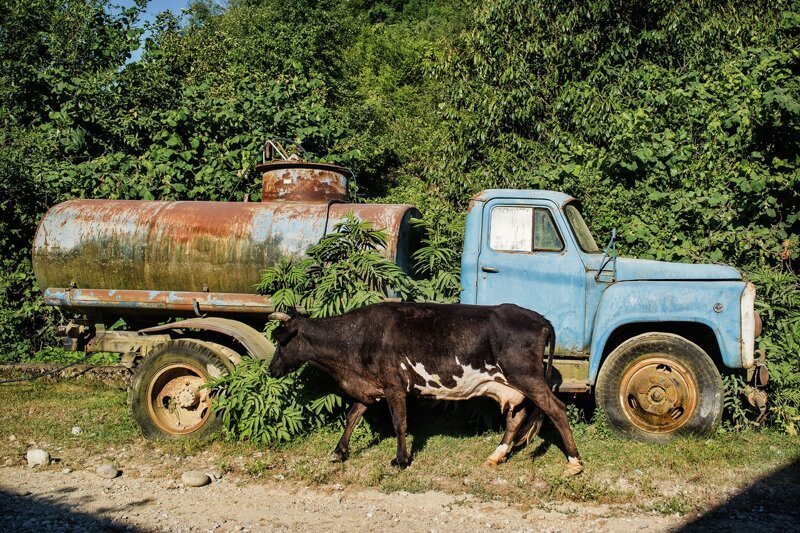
[139,317,275,361]
[588,281,745,383]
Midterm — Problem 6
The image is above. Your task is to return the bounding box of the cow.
[268,302,583,476]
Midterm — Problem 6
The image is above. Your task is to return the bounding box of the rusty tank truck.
[34,140,767,442]
[33,140,422,438]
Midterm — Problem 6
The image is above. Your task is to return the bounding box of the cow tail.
[513,320,556,449]
[546,322,555,383]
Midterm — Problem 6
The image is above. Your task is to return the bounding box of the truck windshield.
[564,203,600,253]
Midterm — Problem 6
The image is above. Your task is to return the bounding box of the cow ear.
[272,324,298,345]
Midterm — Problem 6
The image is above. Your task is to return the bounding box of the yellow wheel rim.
[619,357,698,434]
[147,363,212,435]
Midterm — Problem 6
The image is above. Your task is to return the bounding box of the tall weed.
[208,358,329,445]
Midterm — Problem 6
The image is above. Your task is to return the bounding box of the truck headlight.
[740,282,756,368]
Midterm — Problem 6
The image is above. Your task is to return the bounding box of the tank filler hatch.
[256,138,352,203]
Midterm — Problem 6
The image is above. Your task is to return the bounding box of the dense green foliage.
[1,0,798,429]
[208,357,316,445]
[258,215,416,316]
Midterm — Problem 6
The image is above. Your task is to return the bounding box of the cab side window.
[533,209,563,251]
[489,206,564,252]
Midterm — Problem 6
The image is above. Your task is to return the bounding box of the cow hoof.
[390,459,409,470]
[564,458,583,476]
[329,450,347,463]
[482,459,499,468]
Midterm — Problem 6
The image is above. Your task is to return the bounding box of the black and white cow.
[268,302,582,475]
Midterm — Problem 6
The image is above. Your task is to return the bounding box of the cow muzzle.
[267,358,287,377]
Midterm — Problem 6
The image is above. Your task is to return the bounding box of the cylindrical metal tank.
[33,159,421,322]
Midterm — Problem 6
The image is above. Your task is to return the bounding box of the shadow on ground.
[0,487,149,532]
[354,395,566,465]
[680,458,800,532]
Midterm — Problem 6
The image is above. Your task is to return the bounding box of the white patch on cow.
[484,362,500,373]
[404,357,525,411]
[399,362,411,391]
[487,443,509,464]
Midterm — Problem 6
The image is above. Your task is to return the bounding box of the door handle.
[481,266,500,273]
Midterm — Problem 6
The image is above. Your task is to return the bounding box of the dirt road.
[1,465,691,532]
[5,463,796,533]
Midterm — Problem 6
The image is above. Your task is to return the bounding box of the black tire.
[595,332,723,443]
[129,340,234,439]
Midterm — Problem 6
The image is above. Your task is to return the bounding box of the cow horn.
[269,312,292,323]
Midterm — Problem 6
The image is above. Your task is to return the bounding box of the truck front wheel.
[129,340,234,439]
[595,333,723,442]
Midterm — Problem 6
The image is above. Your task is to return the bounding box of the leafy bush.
[750,268,800,434]
[409,208,464,303]
[211,215,411,443]
[722,374,757,431]
[258,214,415,317]
[208,358,314,445]
[0,260,61,363]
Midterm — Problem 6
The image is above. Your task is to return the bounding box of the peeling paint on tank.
[33,199,421,317]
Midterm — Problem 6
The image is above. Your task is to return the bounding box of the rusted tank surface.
[33,158,421,322]
[258,160,349,202]
[34,199,419,292]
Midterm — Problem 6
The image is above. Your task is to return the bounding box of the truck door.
[475,198,588,354]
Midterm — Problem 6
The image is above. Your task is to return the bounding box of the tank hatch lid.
[257,154,351,203]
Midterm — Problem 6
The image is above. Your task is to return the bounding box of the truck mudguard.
[140,317,275,360]
[588,280,747,383]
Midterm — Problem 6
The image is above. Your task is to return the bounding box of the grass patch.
[1,379,798,513]
[0,380,137,450]
[639,495,695,516]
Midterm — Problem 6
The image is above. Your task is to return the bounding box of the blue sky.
[126,0,195,62]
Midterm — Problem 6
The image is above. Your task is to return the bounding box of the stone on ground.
[182,471,211,487]
[96,464,119,479]
[26,449,50,467]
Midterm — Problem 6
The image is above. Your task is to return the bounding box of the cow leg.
[484,404,528,467]
[330,401,368,462]
[385,390,410,468]
[508,374,583,476]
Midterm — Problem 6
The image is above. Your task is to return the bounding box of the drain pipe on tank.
[323,198,347,237]
[322,167,355,237]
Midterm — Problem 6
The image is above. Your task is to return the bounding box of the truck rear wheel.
[129,340,234,439]
[596,333,723,442]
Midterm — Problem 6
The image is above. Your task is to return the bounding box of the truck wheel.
[129,340,234,439]
[595,333,723,442]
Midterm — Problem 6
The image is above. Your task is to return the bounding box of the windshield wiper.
[595,228,617,282]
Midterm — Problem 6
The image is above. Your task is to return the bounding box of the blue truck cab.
[460,189,766,441]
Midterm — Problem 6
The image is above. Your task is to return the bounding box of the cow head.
[268,312,306,377]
